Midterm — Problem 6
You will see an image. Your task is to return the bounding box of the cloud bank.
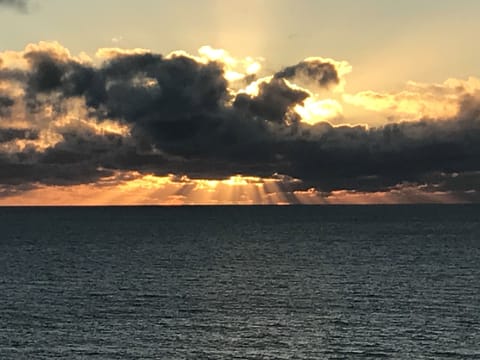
[0,42,479,203]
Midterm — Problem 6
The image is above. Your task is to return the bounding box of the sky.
[0,0,479,204]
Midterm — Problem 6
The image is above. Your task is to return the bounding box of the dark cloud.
[99,54,228,146]
[285,103,480,192]
[0,68,28,82]
[0,183,38,198]
[0,128,38,143]
[26,53,64,93]
[0,95,14,116]
[0,95,14,108]
[23,50,104,110]
[40,130,126,165]
[233,78,309,123]
[420,171,480,194]
[0,0,29,12]
[275,59,339,88]
[0,160,114,186]
[0,45,480,201]
[0,128,119,186]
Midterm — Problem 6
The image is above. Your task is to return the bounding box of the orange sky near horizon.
[0,173,466,206]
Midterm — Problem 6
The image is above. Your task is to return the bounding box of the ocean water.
[0,205,479,359]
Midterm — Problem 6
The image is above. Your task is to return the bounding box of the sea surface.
[0,205,479,359]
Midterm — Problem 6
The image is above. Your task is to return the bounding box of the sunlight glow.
[187,46,263,83]
[295,98,343,125]
[0,171,466,206]
[96,47,151,59]
[241,76,273,96]
[0,173,305,205]
[198,45,236,66]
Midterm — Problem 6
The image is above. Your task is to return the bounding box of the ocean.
[0,205,479,359]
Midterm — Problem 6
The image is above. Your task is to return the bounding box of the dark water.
[0,205,479,359]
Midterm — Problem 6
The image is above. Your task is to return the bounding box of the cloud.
[0,128,37,143]
[96,47,151,59]
[288,105,480,192]
[0,41,480,202]
[0,95,14,116]
[111,36,123,44]
[274,59,340,88]
[344,77,480,121]
[234,78,309,123]
[0,0,29,12]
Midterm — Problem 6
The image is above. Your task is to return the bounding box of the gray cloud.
[0,0,29,12]
[0,95,14,116]
[0,128,38,143]
[233,78,309,123]
[1,46,480,200]
[274,59,339,88]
